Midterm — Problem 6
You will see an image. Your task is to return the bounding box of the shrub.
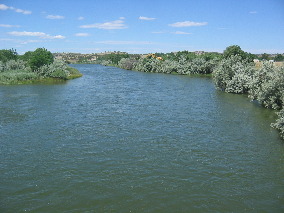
[5,60,27,71]
[0,70,39,84]
[249,62,284,109]
[36,59,70,79]
[118,58,137,70]
[134,58,162,73]
[101,60,112,66]
[271,108,284,139]
[160,60,180,74]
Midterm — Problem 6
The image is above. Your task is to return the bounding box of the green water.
[1,64,283,212]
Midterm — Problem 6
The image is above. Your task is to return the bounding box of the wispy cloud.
[139,16,156,21]
[172,31,192,35]
[46,15,65,20]
[151,31,166,34]
[78,16,85,20]
[8,31,65,39]
[0,4,31,15]
[75,33,90,37]
[96,40,154,45]
[169,21,207,27]
[20,40,41,45]
[249,11,257,14]
[0,24,20,28]
[80,19,127,30]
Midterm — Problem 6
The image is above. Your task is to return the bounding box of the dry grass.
[255,61,283,69]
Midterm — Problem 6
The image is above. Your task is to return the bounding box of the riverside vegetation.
[0,48,82,85]
[99,45,284,140]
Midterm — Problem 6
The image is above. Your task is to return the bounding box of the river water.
[1,64,283,212]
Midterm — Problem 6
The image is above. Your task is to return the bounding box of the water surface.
[1,64,283,212]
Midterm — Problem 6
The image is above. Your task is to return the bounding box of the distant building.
[194,51,205,55]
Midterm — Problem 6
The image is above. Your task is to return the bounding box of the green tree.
[0,49,18,62]
[260,53,270,61]
[223,45,246,59]
[29,48,54,71]
[20,51,34,62]
[274,54,284,62]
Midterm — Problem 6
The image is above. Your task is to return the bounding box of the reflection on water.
[0,64,283,212]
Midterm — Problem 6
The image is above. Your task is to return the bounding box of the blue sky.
[0,0,283,54]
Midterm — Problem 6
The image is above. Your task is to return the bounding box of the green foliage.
[130,54,219,75]
[249,63,284,110]
[260,53,270,61]
[97,53,129,65]
[223,45,255,62]
[29,48,54,71]
[101,60,112,66]
[274,54,284,62]
[0,70,39,84]
[0,60,31,73]
[213,55,254,93]
[0,49,18,62]
[118,58,137,70]
[20,51,33,62]
[223,45,245,58]
[36,59,70,79]
[212,55,284,139]
[271,109,284,139]
[0,48,82,84]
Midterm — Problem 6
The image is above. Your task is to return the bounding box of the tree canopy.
[28,48,54,71]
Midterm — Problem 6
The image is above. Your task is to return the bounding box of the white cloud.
[0,4,10,10]
[172,31,192,35]
[46,15,65,20]
[139,16,156,21]
[119,17,125,20]
[15,8,31,15]
[20,40,41,45]
[249,11,257,14]
[96,40,154,45]
[80,19,127,30]
[78,16,84,20]
[0,24,20,28]
[169,21,207,27]
[75,33,90,37]
[0,4,31,14]
[151,31,166,34]
[8,31,65,39]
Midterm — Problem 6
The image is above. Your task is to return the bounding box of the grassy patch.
[0,66,82,85]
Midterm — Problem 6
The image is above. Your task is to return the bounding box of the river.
[1,64,283,212]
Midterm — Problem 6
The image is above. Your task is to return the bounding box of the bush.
[0,70,39,84]
[213,55,247,92]
[101,60,112,66]
[249,62,284,109]
[271,108,284,139]
[5,60,27,71]
[134,58,162,73]
[160,60,180,74]
[118,58,137,70]
[36,59,70,79]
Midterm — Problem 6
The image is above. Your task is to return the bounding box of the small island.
[0,48,82,85]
